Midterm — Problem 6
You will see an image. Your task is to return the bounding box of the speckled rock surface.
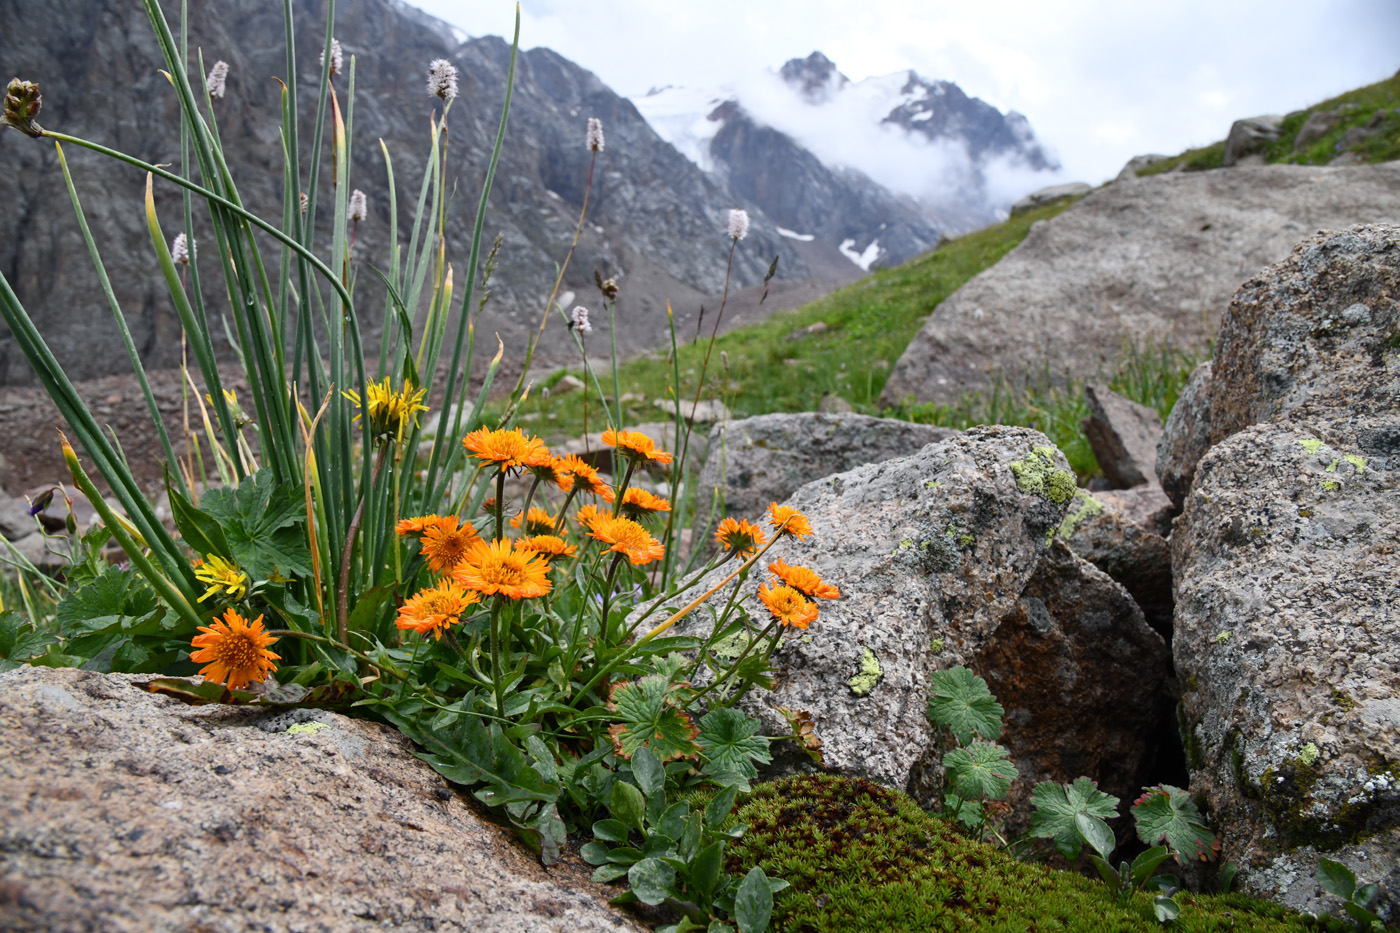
[1082,384,1165,490]
[880,163,1400,409]
[0,666,644,933]
[1059,487,1175,640]
[1209,225,1400,442]
[675,426,1169,821]
[691,412,957,554]
[1173,418,1399,921]
[1156,360,1214,512]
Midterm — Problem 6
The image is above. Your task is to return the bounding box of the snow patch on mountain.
[839,238,882,271]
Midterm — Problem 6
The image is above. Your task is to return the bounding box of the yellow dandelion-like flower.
[601,429,673,466]
[190,609,281,689]
[396,580,480,640]
[768,559,839,600]
[509,507,558,536]
[419,515,481,574]
[452,538,552,599]
[557,454,615,502]
[194,554,249,603]
[757,582,818,630]
[343,377,428,441]
[767,503,813,540]
[619,487,672,518]
[519,534,578,558]
[586,514,666,566]
[714,517,766,557]
[462,427,548,472]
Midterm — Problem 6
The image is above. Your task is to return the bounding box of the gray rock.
[1172,418,1399,921]
[1081,384,1165,489]
[652,398,731,423]
[1156,360,1213,512]
[0,666,644,933]
[1223,114,1284,167]
[1116,154,1172,182]
[550,374,586,396]
[1057,487,1175,640]
[1294,110,1341,149]
[691,412,957,552]
[880,163,1400,409]
[1010,182,1092,215]
[553,422,684,475]
[817,394,854,414]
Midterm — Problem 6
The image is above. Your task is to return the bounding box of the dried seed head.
[299,192,309,215]
[171,232,195,265]
[600,277,619,300]
[586,117,604,152]
[570,306,592,335]
[206,61,229,100]
[727,208,749,241]
[427,59,458,101]
[320,38,343,77]
[1,78,44,137]
[348,188,368,223]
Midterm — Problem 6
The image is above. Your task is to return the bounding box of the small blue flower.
[27,488,54,517]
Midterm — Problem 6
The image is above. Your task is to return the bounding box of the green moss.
[931,637,945,654]
[724,774,1352,932]
[1178,703,1206,772]
[848,648,882,697]
[1256,756,1377,850]
[1010,446,1077,505]
[1299,743,1320,767]
[1333,689,1359,713]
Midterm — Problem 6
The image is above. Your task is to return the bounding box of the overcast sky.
[409,0,1399,184]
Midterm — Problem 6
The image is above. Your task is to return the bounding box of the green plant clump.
[725,774,1357,933]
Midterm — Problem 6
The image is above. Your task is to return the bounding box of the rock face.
[1010,182,1091,215]
[1222,115,1284,167]
[0,0,804,386]
[1058,487,1175,640]
[678,426,1169,829]
[1156,360,1214,512]
[880,163,1400,409]
[691,412,957,551]
[1081,384,1165,490]
[0,666,642,933]
[1172,226,1400,919]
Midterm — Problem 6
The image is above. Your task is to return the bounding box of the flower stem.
[337,443,389,644]
[686,617,781,708]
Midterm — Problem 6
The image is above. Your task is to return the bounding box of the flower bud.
[427,59,458,101]
[1,78,44,138]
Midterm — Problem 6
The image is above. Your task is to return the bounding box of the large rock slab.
[691,412,957,551]
[1081,384,1164,490]
[0,666,643,933]
[880,163,1400,409]
[1156,360,1213,512]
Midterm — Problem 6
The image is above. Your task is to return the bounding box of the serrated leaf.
[56,566,164,637]
[1132,785,1218,862]
[629,857,677,906]
[698,707,771,780]
[942,741,1017,800]
[167,483,231,560]
[1028,778,1121,860]
[0,611,56,662]
[607,675,701,761]
[944,793,985,831]
[927,665,1003,744]
[735,866,774,933]
[199,469,310,580]
[1317,857,1357,899]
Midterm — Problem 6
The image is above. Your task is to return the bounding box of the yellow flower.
[714,517,766,558]
[601,429,673,466]
[419,515,481,574]
[194,554,249,603]
[190,609,280,689]
[585,513,666,566]
[757,583,818,630]
[519,534,578,558]
[396,580,479,640]
[768,559,839,600]
[453,538,552,599]
[767,503,813,540]
[343,377,428,441]
[509,507,558,536]
[462,427,548,472]
[619,487,672,518]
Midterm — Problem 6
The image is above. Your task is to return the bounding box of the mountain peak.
[779,51,847,103]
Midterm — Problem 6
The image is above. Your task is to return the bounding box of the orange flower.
[509,506,558,536]
[619,487,672,518]
[767,503,813,540]
[190,609,281,690]
[768,559,839,600]
[576,503,608,528]
[586,514,666,566]
[462,427,548,472]
[480,497,498,514]
[519,534,578,558]
[714,517,766,557]
[396,514,443,537]
[557,454,615,502]
[396,580,480,640]
[527,454,575,493]
[602,429,673,466]
[757,582,818,629]
[453,538,552,599]
[420,515,481,573]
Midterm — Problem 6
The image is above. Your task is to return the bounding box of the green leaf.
[167,483,231,560]
[591,863,631,884]
[199,469,310,580]
[1354,882,1379,910]
[607,675,701,762]
[632,745,665,798]
[655,801,691,842]
[734,866,774,933]
[592,819,631,843]
[348,585,396,635]
[942,741,1017,800]
[1317,857,1357,900]
[628,857,677,906]
[1029,778,1121,860]
[611,780,647,832]
[1132,785,1218,862]
[56,566,164,637]
[1089,855,1120,889]
[944,793,985,831]
[927,665,1003,744]
[1075,810,1117,861]
[1131,846,1174,888]
[0,611,56,662]
[1218,861,1238,894]
[705,784,741,826]
[698,707,771,780]
[1341,901,1382,928]
[580,841,610,865]
[691,840,724,902]
[1153,895,1180,923]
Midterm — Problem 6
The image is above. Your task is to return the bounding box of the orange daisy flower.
[767,503,814,540]
[519,534,578,558]
[527,454,575,493]
[452,538,552,599]
[420,515,481,573]
[557,454,615,502]
[586,514,666,566]
[714,517,766,557]
[190,609,281,690]
[396,580,480,640]
[576,503,608,529]
[619,487,672,518]
[757,582,819,630]
[396,514,443,538]
[768,559,840,600]
[510,507,558,536]
[462,427,548,472]
[601,429,673,466]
